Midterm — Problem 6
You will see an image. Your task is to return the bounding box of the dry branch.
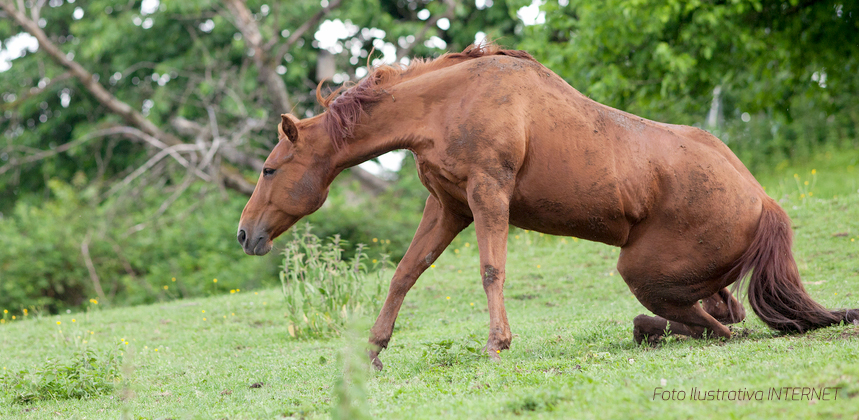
[1,0,259,195]
[222,0,293,113]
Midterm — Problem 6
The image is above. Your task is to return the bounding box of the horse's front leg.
[368,195,471,370]
[467,174,514,359]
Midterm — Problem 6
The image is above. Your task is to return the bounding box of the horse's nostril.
[237,229,247,245]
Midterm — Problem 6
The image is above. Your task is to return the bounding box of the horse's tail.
[732,197,859,332]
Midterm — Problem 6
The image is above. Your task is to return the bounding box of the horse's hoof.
[633,327,662,346]
[483,344,503,361]
[371,356,384,371]
[368,350,384,371]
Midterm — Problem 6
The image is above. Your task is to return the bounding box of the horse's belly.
[508,197,630,246]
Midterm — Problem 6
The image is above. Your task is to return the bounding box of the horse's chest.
[415,159,471,210]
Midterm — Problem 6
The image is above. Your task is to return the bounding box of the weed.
[279,223,388,339]
[0,348,121,404]
[421,334,485,367]
[506,390,563,414]
[331,320,372,420]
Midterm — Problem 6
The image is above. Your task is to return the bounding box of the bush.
[0,178,279,314]
[279,224,388,339]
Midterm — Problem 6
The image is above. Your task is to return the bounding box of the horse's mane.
[319,43,536,149]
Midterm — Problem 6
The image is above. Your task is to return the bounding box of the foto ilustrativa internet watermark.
[652,386,842,402]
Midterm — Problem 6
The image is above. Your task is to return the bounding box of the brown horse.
[238,43,858,370]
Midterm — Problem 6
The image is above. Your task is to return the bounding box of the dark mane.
[319,43,536,149]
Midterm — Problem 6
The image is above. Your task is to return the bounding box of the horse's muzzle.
[237,227,272,256]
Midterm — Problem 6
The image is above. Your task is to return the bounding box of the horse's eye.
[263,168,276,176]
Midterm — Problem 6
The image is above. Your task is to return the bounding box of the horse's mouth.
[238,215,298,256]
[248,238,273,256]
[237,225,273,256]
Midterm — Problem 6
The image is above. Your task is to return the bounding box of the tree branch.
[396,0,456,62]
[276,0,344,60]
[0,1,182,146]
[81,232,108,304]
[1,0,259,195]
[222,0,293,112]
[0,71,72,111]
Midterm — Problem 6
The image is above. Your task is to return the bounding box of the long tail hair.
[731,198,858,332]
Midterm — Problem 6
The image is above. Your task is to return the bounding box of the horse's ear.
[279,114,300,143]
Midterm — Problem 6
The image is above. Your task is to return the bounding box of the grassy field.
[2,162,858,419]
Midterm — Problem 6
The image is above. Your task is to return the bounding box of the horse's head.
[237,114,332,255]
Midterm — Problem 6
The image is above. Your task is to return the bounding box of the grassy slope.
[2,162,858,419]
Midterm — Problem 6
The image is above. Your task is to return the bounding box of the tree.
[1,0,533,213]
[0,0,529,311]
[521,0,859,135]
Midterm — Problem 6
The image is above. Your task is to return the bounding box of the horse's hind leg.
[632,301,731,345]
[633,288,745,344]
[701,287,745,325]
[619,244,741,345]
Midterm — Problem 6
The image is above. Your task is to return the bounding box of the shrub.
[279,224,388,339]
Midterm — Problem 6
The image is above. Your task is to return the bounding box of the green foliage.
[521,0,859,169]
[0,178,278,313]
[717,98,859,172]
[0,179,118,312]
[523,0,859,119]
[0,348,121,404]
[279,224,388,339]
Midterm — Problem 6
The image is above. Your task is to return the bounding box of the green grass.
[2,166,859,419]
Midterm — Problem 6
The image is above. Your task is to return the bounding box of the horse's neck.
[331,98,426,171]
